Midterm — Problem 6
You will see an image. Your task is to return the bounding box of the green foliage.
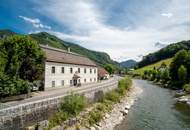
[170,50,188,81]
[170,50,190,87]
[183,84,190,93]
[49,112,69,126]
[0,35,45,81]
[47,93,87,129]
[161,69,170,83]
[0,74,29,97]
[104,64,116,74]
[117,77,132,95]
[105,90,120,102]
[178,65,187,86]
[0,35,44,97]
[87,110,103,126]
[60,93,87,116]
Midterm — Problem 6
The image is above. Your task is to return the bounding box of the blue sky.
[1,0,190,61]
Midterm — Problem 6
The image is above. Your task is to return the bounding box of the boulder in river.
[120,109,128,116]
[178,96,189,103]
[125,104,131,110]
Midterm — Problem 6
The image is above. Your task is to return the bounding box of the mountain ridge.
[0,29,119,67]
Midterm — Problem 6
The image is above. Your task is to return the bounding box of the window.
[94,78,96,82]
[52,81,55,87]
[70,80,73,85]
[84,68,86,73]
[84,78,86,82]
[90,78,92,82]
[61,67,64,73]
[78,79,80,83]
[90,69,92,74]
[94,69,96,73]
[62,80,64,86]
[78,68,80,73]
[52,66,55,73]
[70,68,73,73]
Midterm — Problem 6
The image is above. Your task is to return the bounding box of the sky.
[1,0,190,62]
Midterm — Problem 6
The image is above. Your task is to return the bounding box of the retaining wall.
[0,81,118,130]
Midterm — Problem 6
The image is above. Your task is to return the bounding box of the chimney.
[68,47,71,53]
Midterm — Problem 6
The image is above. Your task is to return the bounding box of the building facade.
[40,45,98,89]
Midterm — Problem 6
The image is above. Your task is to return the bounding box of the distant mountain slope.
[120,59,137,68]
[0,29,16,39]
[0,29,119,67]
[138,40,190,68]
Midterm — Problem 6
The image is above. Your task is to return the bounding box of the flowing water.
[115,79,190,130]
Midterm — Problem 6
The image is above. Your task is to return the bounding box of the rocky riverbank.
[177,94,190,105]
[94,80,143,130]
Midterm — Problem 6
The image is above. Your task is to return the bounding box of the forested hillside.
[138,40,190,68]
[120,59,137,68]
[0,29,119,67]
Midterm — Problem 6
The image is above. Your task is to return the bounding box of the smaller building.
[98,67,109,80]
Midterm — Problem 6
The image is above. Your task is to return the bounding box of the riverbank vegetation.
[133,50,190,91]
[45,76,132,130]
[0,35,44,98]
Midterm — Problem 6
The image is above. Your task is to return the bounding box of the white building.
[40,45,98,90]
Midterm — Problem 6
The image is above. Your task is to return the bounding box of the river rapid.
[115,79,190,130]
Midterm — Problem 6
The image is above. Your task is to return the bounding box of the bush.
[183,84,190,93]
[49,112,69,126]
[0,74,29,97]
[60,93,87,116]
[105,91,120,103]
[87,110,103,125]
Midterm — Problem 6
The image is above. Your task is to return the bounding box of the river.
[115,79,190,130]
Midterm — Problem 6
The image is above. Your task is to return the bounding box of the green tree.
[161,69,170,83]
[104,64,115,74]
[170,50,188,81]
[178,65,187,86]
[0,35,45,97]
[0,35,45,81]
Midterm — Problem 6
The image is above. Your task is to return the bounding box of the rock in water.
[125,105,130,110]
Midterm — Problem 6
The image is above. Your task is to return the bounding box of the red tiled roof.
[98,67,109,77]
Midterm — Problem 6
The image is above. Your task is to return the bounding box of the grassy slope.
[133,58,172,75]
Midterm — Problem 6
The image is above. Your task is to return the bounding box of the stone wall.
[0,81,118,130]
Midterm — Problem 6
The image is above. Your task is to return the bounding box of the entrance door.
[73,79,77,86]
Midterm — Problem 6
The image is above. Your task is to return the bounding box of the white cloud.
[19,15,51,30]
[31,0,190,62]
[161,13,173,18]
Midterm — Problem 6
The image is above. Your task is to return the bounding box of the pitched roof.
[98,67,109,77]
[40,44,97,67]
